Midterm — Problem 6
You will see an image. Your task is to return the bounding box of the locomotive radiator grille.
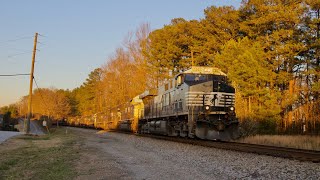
[186,92,235,107]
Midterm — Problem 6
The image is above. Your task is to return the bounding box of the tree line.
[2,0,320,135]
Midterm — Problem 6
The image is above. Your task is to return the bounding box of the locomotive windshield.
[185,73,235,93]
[214,81,235,93]
[184,74,225,84]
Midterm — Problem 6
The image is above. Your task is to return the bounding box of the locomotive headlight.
[205,105,210,111]
[229,106,235,111]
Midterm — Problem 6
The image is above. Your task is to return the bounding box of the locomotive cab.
[182,67,239,141]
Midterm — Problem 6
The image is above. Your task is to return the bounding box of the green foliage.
[32,88,71,119]
[73,68,104,116]
[257,118,278,135]
[214,37,282,119]
[312,82,320,92]
[0,105,18,118]
[240,117,278,136]
[147,6,240,74]
[239,118,259,136]
[62,90,79,117]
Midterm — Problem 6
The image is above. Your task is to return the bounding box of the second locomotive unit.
[110,66,239,141]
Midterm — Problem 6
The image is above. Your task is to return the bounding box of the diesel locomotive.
[107,66,239,141]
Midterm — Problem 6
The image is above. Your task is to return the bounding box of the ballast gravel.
[74,128,320,180]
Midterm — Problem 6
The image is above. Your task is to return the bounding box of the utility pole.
[24,32,38,134]
[190,47,198,66]
[191,50,194,66]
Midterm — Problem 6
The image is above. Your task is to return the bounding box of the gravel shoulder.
[71,128,320,180]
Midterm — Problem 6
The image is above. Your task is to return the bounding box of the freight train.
[102,66,239,141]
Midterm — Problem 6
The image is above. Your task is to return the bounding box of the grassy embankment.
[237,135,320,151]
[0,128,81,180]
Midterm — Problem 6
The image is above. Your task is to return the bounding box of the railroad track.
[137,133,320,163]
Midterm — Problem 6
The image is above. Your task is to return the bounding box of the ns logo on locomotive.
[108,66,240,141]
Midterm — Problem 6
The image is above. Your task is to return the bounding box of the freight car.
[111,66,239,141]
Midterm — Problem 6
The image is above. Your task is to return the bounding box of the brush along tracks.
[136,134,320,163]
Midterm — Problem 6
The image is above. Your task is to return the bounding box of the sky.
[0,0,242,107]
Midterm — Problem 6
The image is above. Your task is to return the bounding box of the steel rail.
[136,133,320,163]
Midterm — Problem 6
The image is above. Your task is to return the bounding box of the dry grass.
[236,135,320,151]
[0,128,80,180]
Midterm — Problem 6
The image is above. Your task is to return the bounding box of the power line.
[33,77,51,112]
[33,77,47,104]
[0,36,33,44]
[0,73,30,77]
[7,51,33,58]
[37,41,46,46]
[3,47,30,52]
[33,76,40,89]
[0,35,40,49]
[38,34,46,38]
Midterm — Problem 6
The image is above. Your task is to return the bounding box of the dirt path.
[72,128,133,179]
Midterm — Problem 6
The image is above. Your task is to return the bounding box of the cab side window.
[176,75,183,86]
